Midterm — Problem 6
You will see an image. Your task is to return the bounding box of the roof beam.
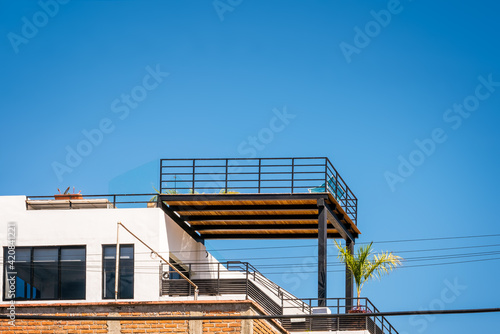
[159,193,328,202]
[201,233,342,239]
[191,224,335,231]
[183,214,319,222]
[324,201,355,242]
[168,204,318,212]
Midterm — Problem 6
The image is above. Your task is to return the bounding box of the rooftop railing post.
[159,159,162,193]
[309,299,312,331]
[192,160,196,194]
[225,159,229,193]
[113,195,116,208]
[279,287,283,314]
[324,158,328,193]
[217,262,220,296]
[291,158,295,193]
[245,262,249,299]
[258,159,262,193]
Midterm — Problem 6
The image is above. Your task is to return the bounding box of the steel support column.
[345,238,354,311]
[317,199,327,307]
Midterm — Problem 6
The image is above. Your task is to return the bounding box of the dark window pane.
[60,248,86,299]
[102,245,134,299]
[103,256,115,299]
[4,248,31,300]
[3,246,86,301]
[32,248,58,300]
[119,245,134,299]
[104,246,116,259]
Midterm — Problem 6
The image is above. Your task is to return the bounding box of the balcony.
[160,261,398,334]
[160,157,357,224]
[158,157,359,240]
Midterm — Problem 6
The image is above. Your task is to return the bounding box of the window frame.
[101,244,134,300]
[2,245,86,301]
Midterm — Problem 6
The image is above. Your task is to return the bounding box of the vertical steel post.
[291,158,295,193]
[225,159,229,193]
[217,263,220,295]
[345,239,354,311]
[258,159,262,193]
[245,262,249,300]
[192,160,196,193]
[159,159,162,193]
[324,158,328,190]
[309,299,313,331]
[114,222,121,301]
[317,199,327,307]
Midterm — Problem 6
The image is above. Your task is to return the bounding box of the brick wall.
[254,318,282,334]
[0,300,288,334]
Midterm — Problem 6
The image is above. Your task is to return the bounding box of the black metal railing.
[159,261,397,334]
[160,261,308,317]
[160,157,357,224]
[281,297,399,334]
[25,193,157,210]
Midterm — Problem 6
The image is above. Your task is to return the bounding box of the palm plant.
[150,186,178,202]
[334,241,403,309]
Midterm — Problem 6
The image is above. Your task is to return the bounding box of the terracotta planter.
[347,308,369,314]
[54,194,83,200]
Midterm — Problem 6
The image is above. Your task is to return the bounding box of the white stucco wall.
[0,196,219,303]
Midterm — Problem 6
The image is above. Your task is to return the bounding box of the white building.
[0,157,399,334]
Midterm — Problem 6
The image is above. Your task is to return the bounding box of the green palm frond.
[334,240,403,307]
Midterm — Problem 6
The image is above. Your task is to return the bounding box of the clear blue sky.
[1,1,500,333]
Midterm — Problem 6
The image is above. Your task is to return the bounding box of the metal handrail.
[161,260,310,312]
[160,157,357,224]
[160,261,398,333]
[26,193,157,209]
[281,297,399,334]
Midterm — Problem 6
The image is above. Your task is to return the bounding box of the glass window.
[6,248,31,299]
[32,248,58,299]
[3,246,86,301]
[60,248,86,299]
[102,245,134,299]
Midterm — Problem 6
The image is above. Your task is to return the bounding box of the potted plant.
[148,186,179,207]
[54,187,83,200]
[219,189,240,194]
[334,241,403,312]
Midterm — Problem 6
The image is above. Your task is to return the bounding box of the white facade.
[0,195,222,303]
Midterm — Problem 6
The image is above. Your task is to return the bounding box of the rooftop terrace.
[26,157,360,309]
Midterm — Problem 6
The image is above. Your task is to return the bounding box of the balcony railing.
[160,261,309,317]
[282,297,399,333]
[160,157,357,224]
[25,193,157,210]
[160,261,397,334]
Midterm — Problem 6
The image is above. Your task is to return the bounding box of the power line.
[261,256,500,275]
[4,247,500,269]
[1,307,499,321]
[172,232,500,253]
